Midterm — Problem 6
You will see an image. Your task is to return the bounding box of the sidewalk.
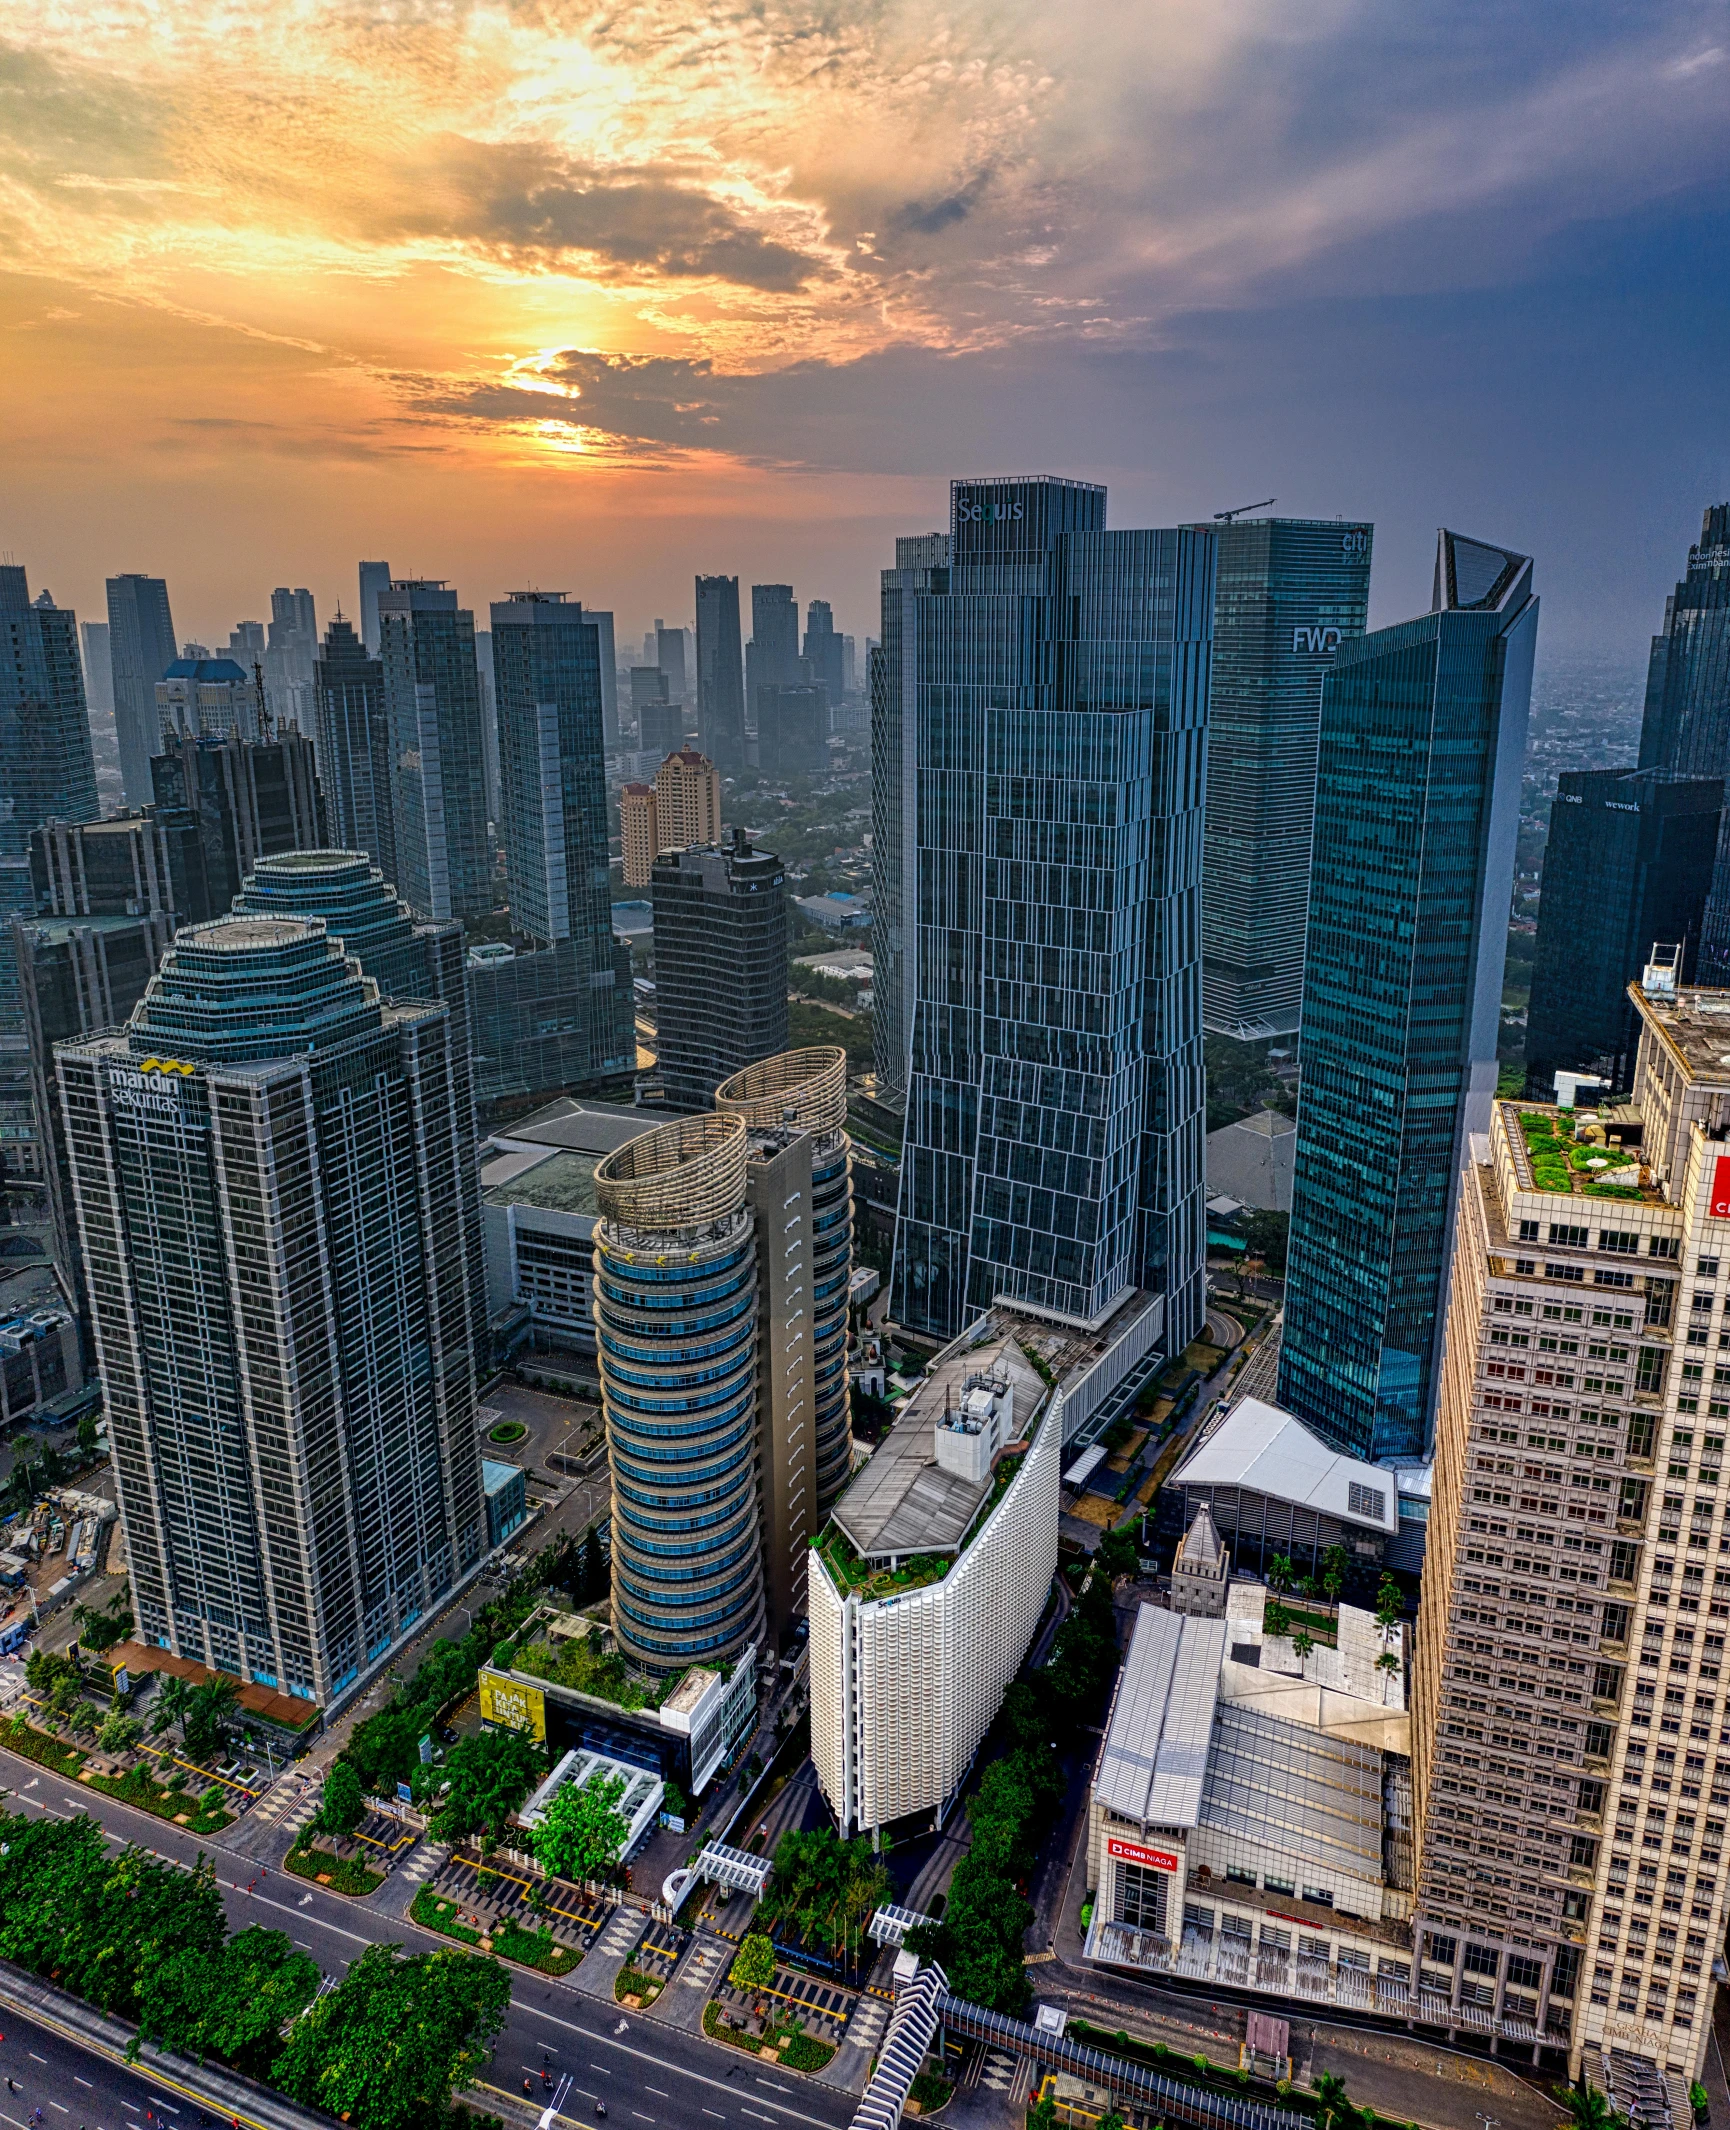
[0,1959,328,2130]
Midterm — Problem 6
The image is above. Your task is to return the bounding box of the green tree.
[150,1673,193,1741]
[1098,2112,1127,2130]
[75,1588,132,1655]
[1028,2093,1059,2130]
[97,1709,142,1755]
[730,1933,776,1991]
[183,1676,239,1765]
[1238,1209,1288,1273]
[135,1924,319,2073]
[318,1759,367,1839]
[1375,1574,1403,1632]
[413,1728,543,1845]
[1265,1599,1291,1640]
[1291,1628,1315,1662]
[1266,1552,1292,1594]
[274,1941,510,2130]
[529,1771,629,1884]
[1094,1521,1141,1581]
[76,1412,100,1453]
[1550,2088,1630,2130]
[581,1527,607,1602]
[1321,1546,1349,1604]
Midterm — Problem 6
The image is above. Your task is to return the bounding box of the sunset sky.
[3,0,1728,656]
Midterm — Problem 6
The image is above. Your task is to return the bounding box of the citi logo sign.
[1292,625,1343,655]
[956,499,1025,525]
[1341,528,1369,559]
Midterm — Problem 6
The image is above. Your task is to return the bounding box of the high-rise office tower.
[78,620,113,729]
[473,628,500,834]
[891,478,1211,1349]
[377,579,491,924]
[1411,980,1730,2083]
[227,619,266,667]
[60,913,485,1703]
[357,560,392,657]
[490,591,612,951]
[1,569,97,1013]
[155,658,256,743]
[151,727,325,914]
[591,1045,852,1664]
[655,625,689,706]
[265,587,317,727]
[870,532,948,1102]
[585,610,619,749]
[1278,530,1538,1461]
[654,748,722,852]
[1525,771,1721,1099]
[313,616,394,880]
[620,783,659,890]
[757,685,829,777]
[1637,507,1730,987]
[747,585,800,729]
[651,831,788,1111]
[1201,518,1374,1041]
[695,575,746,776]
[633,672,682,759]
[105,574,178,806]
[803,599,845,707]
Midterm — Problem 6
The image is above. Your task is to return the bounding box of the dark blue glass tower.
[377,579,491,924]
[1278,529,1538,1459]
[890,477,1212,1351]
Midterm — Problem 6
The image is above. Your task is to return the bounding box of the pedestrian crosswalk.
[841,1998,888,2051]
[979,2050,1018,2093]
[598,1906,645,1957]
[399,1843,447,1887]
[682,1940,725,1990]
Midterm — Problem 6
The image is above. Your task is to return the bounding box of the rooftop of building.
[161,657,248,683]
[1168,1396,1399,1535]
[1500,1101,1661,1202]
[1204,1108,1296,1216]
[1096,1607,1227,1829]
[482,1146,604,1215]
[1623,981,1730,1086]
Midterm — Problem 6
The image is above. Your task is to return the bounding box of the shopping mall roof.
[1169,1396,1398,1535]
[1095,1605,1226,1831]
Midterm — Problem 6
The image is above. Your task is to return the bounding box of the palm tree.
[1267,1552,1293,1595]
[1552,2084,1630,2130]
[149,1673,193,1740]
[1292,1628,1315,1662]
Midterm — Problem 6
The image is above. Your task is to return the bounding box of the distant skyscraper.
[1201,518,1373,1041]
[585,610,619,749]
[651,831,788,1111]
[803,599,845,707]
[105,574,178,806]
[1525,768,1720,1098]
[265,587,317,726]
[656,625,689,706]
[226,619,266,671]
[490,592,612,952]
[472,628,500,833]
[619,783,658,889]
[747,585,800,731]
[1278,529,1538,1460]
[78,620,113,727]
[0,568,100,1034]
[756,684,828,776]
[155,657,256,743]
[357,561,392,656]
[313,616,394,880]
[150,727,326,917]
[60,913,485,1703]
[695,576,746,775]
[870,532,948,1101]
[377,579,491,924]
[654,748,722,853]
[1638,505,1730,985]
[891,478,1211,1350]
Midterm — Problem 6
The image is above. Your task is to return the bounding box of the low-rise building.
[482,1459,527,1550]
[1171,1507,1229,1617]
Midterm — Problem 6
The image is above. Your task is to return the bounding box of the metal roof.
[1197,1700,1384,1877]
[1095,1604,1226,1830]
[1169,1396,1398,1534]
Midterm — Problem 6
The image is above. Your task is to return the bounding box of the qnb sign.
[954,497,1026,525]
[1292,625,1343,655]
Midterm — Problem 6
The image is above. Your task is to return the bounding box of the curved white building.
[810,1315,1062,1837]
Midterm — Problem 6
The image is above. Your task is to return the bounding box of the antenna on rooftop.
[1213,497,1277,524]
[253,658,273,741]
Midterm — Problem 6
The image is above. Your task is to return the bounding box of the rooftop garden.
[1513,1107,1645,1197]
[495,1615,667,1713]
[814,1521,953,1601]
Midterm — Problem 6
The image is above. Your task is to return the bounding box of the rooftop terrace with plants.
[1506,1104,1657,1200]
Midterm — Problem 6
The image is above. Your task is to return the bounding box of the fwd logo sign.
[1292,625,1343,654]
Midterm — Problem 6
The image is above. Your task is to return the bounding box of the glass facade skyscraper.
[869,532,948,1101]
[1200,518,1373,1041]
[889,478,1212,1348]
[695,575,746,776]
[651,833,788,1112]
[1278,528,1538,1459]
[1525,767,1720,1098]
[59,914,485,1705]
[105,573,178,807]
[313,616,394,882]
[378,579,491,924]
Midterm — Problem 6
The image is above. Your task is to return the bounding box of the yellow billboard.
[478,1669,546,1742]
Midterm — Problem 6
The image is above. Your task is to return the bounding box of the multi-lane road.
[0,1748,860,2130]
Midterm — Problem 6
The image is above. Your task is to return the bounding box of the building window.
[1551,1226,1590,1249]
[1463,1942,1500,1977]
[1699,1260,1721,1279]
[1507,1953,1544,1991]
[1116,1861,1168,1935]
[1348,1482,1386,1521]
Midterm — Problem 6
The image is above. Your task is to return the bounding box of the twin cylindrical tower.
[592,1048,853,1675]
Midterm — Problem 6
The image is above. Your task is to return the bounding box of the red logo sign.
[1107,1837,1178,1873]
[1713,1157,1730,1221]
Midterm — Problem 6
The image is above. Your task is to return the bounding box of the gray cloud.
[405,140,825,293]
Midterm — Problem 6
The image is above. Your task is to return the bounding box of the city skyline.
[4,11,1727,657]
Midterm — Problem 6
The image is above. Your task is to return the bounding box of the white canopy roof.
[1170,1396,1398,1535]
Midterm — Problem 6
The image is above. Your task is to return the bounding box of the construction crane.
[1213,497,1276,524]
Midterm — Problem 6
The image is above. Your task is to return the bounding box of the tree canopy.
[318,1759,366,1839]
[413,1727,544,1845]
[763,1826,888,1972]
[275,1941,510,2130]
[528,1772,629,1884]
[730,1934,776,1991]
